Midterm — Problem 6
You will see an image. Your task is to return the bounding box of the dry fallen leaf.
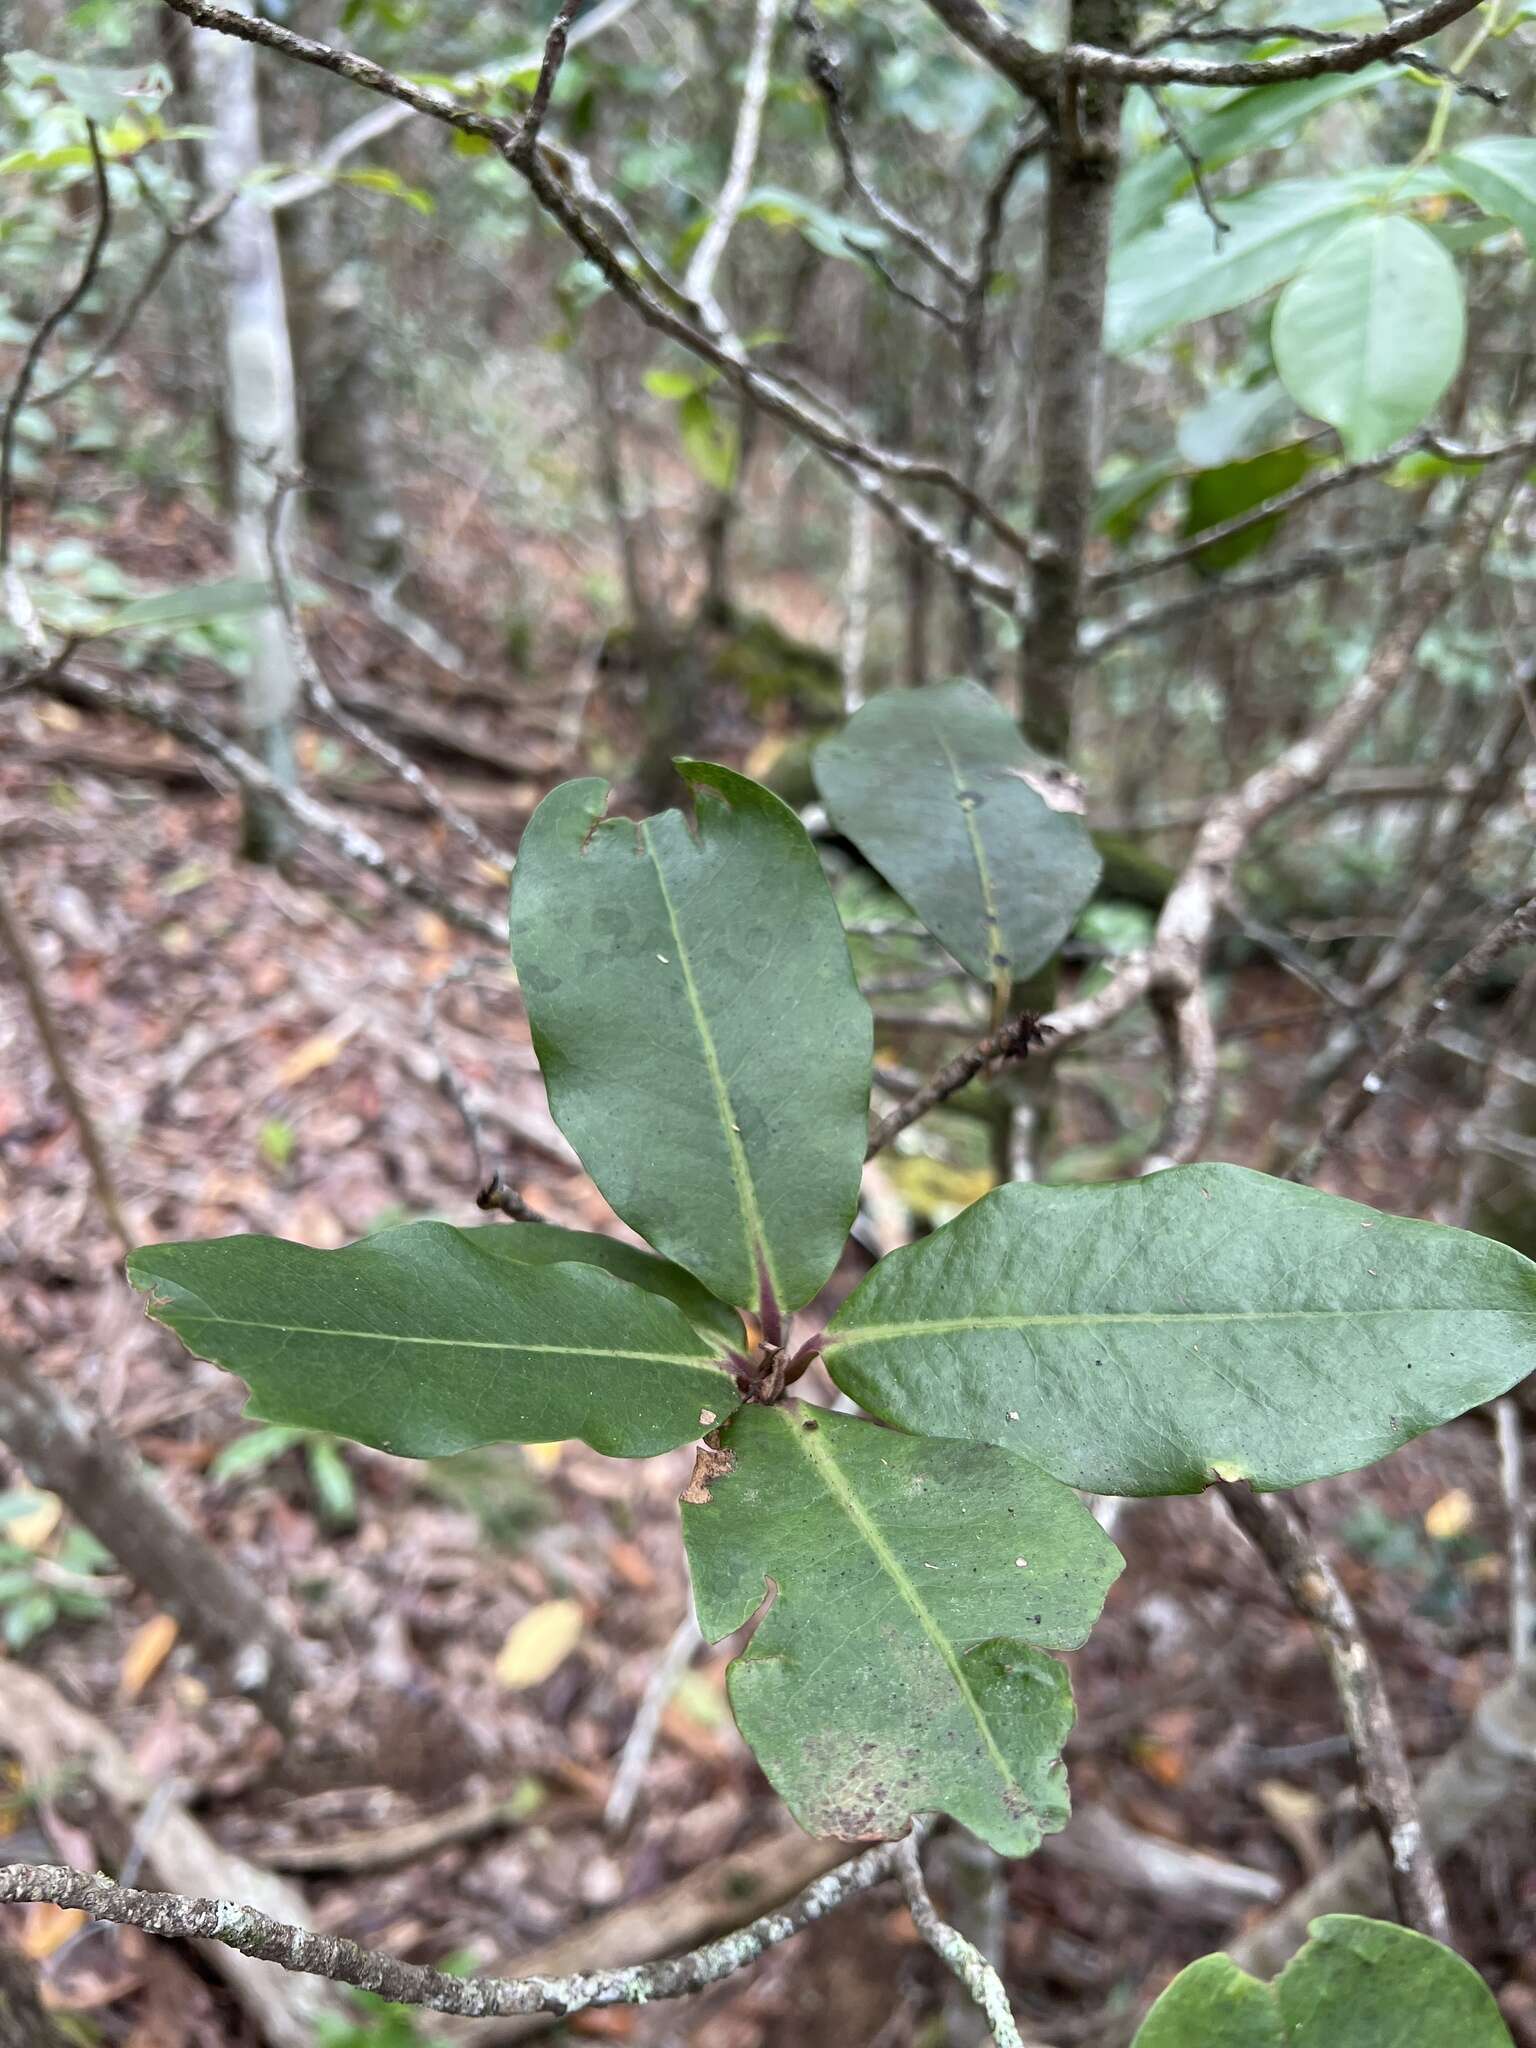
[494,1599,585,1690]
[119,1613,180,1703]
[4,1492,62,1552]
[21,1902,86,1959]
[1425,1488,1474,1541]
[274,1022,358,1089]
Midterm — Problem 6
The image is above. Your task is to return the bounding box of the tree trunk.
[188,0,304,863]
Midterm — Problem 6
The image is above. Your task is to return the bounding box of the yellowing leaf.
[3,1492,62,1552]
[21,1903,86,1958]
[118,1613,179,1702]
[494,1599,584,1690]
[274,1023,357,1089]
[1425,1488,1474,1542]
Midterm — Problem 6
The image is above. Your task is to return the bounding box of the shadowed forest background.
[1,0,1536,2041]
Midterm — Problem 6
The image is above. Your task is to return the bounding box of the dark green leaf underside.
[128,1221,739,1460]
[509,764,871,1315]
[826,1164,1536,1496]
[682,1404,1122,1854]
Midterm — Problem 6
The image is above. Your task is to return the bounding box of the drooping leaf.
[1183,443,1313,574]
[826,1164,1536,1497]
[1443,136,1536,257]
[1133,1916,1513,2047]
[682,1404,1122,1853]
[677,389,739,491]
[509,765,871,1318]
[127,1221,740,1460]
[1272,215,1465,458]
[814,682,1101,1011]
[469,1222,743,1348]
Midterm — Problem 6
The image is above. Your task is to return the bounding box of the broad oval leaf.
[1133,1916,1513,2047]
[127,1221,740,1460]
[814,682,1101,1007]
[1183,443,1312,574]
[681,1403,1122,1854]
[509,765,871,1318]
[1444,137,1536,258]
[1272,215,1465,459]
[468,1222,743,1349]
[826,1164,1536,1497]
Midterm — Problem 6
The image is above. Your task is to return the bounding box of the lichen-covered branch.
[866,1013,1049,1158]
[0,1838,908,2019]
[1218,1482,1451,1945]
[895,1836,1034,2048]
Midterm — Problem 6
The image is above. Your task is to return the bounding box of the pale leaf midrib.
[152,1311,723,1370]
[641,821,778,1310]
[937,729,1005,991]
[830,1304,1536,1347]
[786,1411,1026,1808]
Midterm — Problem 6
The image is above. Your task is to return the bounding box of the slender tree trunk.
[189,0,304,863]
[1022,0,1131,757]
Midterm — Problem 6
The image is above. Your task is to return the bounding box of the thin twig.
[604,1604,704,1834]
[519,0,580,152]
[894,1836,1031,2048]
[1140,17,1504,96]
[1218,1482,1451,1944]
[866,1013,1049,1158]
[264,482,516,872]
[1,123,111,567]
[1059,0,1483,86]
[686,0,783,315]
[0,861,134,1254]
[1497,1401,1533,1676]
[0,1839,907,2019]
[28,660,504,943]
[1287,891,1536,1180]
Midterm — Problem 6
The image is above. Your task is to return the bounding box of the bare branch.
[261,0,646,212]
[154,0,1041,590]
[866,1013,1049,1158]
[1218,1482,1451,1944]
[1287,891,1536,1180]
[916,0,1055,101]
[520,0,580,153]
[1064,0,1483,86]
[1087,525,1445,654]
[0,862,134,1254]
[1095,429,1536,590]
[895,1836,1034,2048]
[27,659,505,944]
[793,1,968,289]
[264,484,516,872]
[0,1839,908,2019]
[1143,19,1503,98]
[686,0,784,314]
[1,123,111,567]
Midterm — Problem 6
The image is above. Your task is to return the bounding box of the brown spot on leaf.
[681,1442,735,1506]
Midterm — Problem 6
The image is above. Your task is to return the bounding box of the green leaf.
[1133,1916,1513,2046]
[1175,380,1294,469]
[1108,180,1367,355]
[509,766,871,1318]
[306,1438,358,1529]
[826,1164,1536,1497]
[1443,137,1536,257]
[814,682,1101,1009]
[466,1222,743,1348]
[210,1424,305,1483]
[1115,70,1392,245]
[83,577,272,637]
[4,1591,58,1649]
[5,52,170,124]
[682,1403,1122,1853]
[1272,216,1465,459]
[677,389,739,491]
[1183,443,1313,573]
[127,1221,741,1460]
[333,166,435,214]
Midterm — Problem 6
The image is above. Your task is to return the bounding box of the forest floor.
[2,534,1533,2048]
